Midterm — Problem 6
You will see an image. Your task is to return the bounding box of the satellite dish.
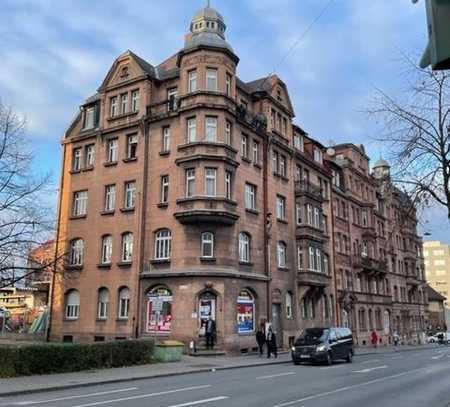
[326,148,336,157]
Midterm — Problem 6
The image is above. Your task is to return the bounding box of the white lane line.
[271,369,418,407]
[257,372,296,379]
[391,356,403,359]
[362,359,380,364]
[165,396,229,407]
[9,387,139,405]
[432,355,445,360]
[319,364,346,370]
[352,365,388,373]
[70,385,211,407]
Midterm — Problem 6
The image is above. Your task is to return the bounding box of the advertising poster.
[237,300,254,333]
[147,293,172,332]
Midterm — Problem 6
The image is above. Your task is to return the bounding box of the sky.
[0,0,448,242]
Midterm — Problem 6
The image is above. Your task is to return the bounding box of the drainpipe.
[263,123,271,324]
[329,186,340,327]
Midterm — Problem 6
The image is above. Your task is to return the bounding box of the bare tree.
[0,101,57,288]
[368,60,450,219]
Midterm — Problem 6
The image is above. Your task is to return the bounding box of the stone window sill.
[253,162,262,169]
[65,265,83,271]
[70,214,87,220]
[277,218,288,224]
[70,169,82,175]
[158,202,169,209]
[278,267,289,272]
[100,210,115,216]
[96,318,107,322]
[239,261,253,266]
[97,263,111,269]
[117,261,132,268]
[245,208,259,215]
[123,157,137,163]
[159,151,170,156]
[150,259,171,265]
[120,207,135,213]
[82,166,94,172]
[116,318,129,323]
[241,156,252,164]
[107,111,138,122]
[104,161,118,167]
[200,257,216,262]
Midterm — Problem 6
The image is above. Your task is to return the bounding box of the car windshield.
[295,328,329,346]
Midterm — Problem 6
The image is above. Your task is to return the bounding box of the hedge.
[0,339,155,378]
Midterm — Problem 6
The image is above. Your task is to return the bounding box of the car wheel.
[326,352,333,366]
[346,351,353,363]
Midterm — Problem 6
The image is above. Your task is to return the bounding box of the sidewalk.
[0,343,440,397]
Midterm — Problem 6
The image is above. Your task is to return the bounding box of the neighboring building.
[423,240,450,328]
[329,146,427,345]
[424,284,446,332]
[0,286,42,328]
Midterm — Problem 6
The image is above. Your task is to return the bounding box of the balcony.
[176,142,238,167]
[147,97,179,121]
[295,181,323,201]
[352,255,388,274]
[354,292,392,306]
[174,196,239,225]
[297,270,331,287]
[296,224,326,243]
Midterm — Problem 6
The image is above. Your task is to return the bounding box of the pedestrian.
[266,325,278,358]
[256,325,265,357]
[393,331,400,346]
[371,329,378,348]
[205,316,216,350]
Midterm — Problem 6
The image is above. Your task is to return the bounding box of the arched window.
[121,232,133,262]
[155,229,171,260]
[69,238,84,266]
[285,291,293,319]
[368,309,374,330]
[359,308,366,330]
[239,232,250,263]
[237,289,255,333]
[201,232,214,258]
[118,287,130,319]
[277,241,287,268]
[147,286,172,332]
[101,235,112,264]
[65,289,80,319]
[97,287,109,319]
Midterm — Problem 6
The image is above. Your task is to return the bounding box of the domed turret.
[373,157,390,179]
[184,3,233,52]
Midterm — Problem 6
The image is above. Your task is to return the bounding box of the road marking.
[362,359,380,364]
[352,365,388,373]
[69,385,211,407]
[271,369,418,407]
[165,396,229,407]
[319,364,346,370]
[391,356,403,359]
[432,355,445,360]
[9,388,139,405]
[257,372,296,379]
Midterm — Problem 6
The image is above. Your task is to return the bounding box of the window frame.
[187,117,197,143]
[205,116,218,142]
[188,69,198,93]
[201,231,214,258]
[121,232,133,263]
[245,183,256,210]
[154,229,172,260]
[239,232,251,263]
[72,190,88,216]
[160,175,169,204]
[206,68,218,91]
[204,168,217,197]
[101,235,113,264]
[104,184,116,212]
[124,181,136,209]
[277,241,287,268]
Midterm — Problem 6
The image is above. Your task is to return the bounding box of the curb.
[0,360,291,398]
[354,345,441,357]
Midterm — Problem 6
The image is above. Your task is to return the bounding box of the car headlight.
[291,346,296,352]
[316,345,326,352]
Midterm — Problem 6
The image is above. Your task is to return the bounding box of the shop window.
[237,289,255,333]
[147,286,172,332]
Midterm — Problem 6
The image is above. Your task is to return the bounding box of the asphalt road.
[1,347,450,407]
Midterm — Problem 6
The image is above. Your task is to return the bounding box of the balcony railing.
[352,254,388,274]
[295,180,323,200]
[147,97,179,119]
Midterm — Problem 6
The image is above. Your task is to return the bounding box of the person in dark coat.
[371,329,378,348]
[256,326,265,357]
[266,325,278,358]
[205,317,216,350]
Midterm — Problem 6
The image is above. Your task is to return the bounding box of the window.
[245,183,256,210]
[225,120,232,145]
[225,171,232,199]
[69,238,84,266]
[118,287,130,319]
[309,247,315,271]
[313,148,323,164]
[155,229,171,260]
[97,288,109,319]
[237,290,255,333]
[147,286,172,332]
[241,134,248,158]
[187,117,197,143]
[104,184,116,212]
[162,127,170,152]
[205,168,216,196]
[186,169,196,197]
[273,151,279,172]
[316,248,322,272]
[160,175,169,204]
[126,134,138,159]
[107,139,118,163]
[124,181,136,209]
[110,96,118,117]
[65,290,80,319]
[276,195,286,220]
[277,241,287,268]
[252,141,259,164]
[205,117,217,142]
[188,70,197,92]
[279,155,287,177]
[297,246,304,270]
[201,232,214,258]
[301,297,308,319]
[167,88,178,111]
[225,73,232,96]
[72,190,88,216]
[131,90,139,112]
[286,292,293,319]
[282,117,287,135]
[72,148,82,171]
[306,204,313,225]
[206,68,218,91]
[101,235,113,264]
[121,232,133,262]
[85,145,95,167]
[239,232,251,263]
[313,207,321,228]
[120,93,128,114]
[296,204,302,225]
[83,106,96,129]
[293,134,304,151]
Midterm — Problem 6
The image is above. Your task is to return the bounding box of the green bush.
[0,339,154,378]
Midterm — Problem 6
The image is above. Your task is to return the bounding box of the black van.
[291,327,354,365]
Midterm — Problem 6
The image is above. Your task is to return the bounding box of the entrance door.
[198,292,216,336]
[272,303,282,347]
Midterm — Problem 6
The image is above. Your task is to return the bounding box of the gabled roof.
[425,284,447,301]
